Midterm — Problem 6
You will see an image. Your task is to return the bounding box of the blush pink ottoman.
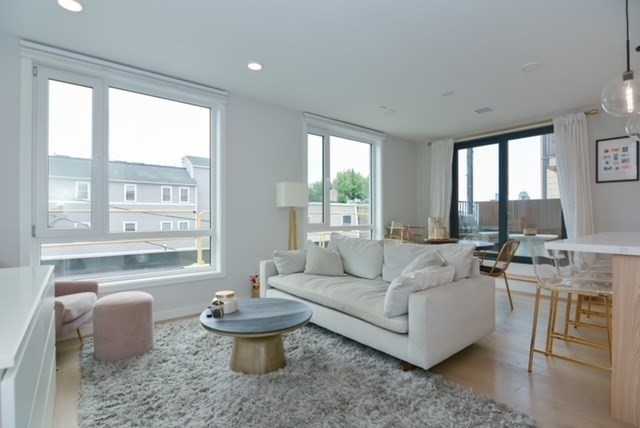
[93,291,154,361]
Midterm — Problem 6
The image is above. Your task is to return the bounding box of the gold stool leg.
[503,273,514,311]
[76,328,84,343]
[528,286,543,372]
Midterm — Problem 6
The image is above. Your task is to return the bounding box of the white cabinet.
[0,266,56,428]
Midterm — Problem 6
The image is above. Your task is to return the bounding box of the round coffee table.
[200,297,312,374]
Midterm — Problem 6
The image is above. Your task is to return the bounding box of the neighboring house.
[44,155,210,270]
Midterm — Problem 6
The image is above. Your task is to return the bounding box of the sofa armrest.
[55,280,99,297]
[259,260,278,298]
[407,275,495,369]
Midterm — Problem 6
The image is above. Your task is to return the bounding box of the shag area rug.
[79,318,536,427]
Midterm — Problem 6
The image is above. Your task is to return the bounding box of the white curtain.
[429,139,454,229]
[552,113,595,238]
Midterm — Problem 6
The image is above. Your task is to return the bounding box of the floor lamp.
[276,182,308,250]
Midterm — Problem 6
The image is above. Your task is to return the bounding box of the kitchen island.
[546,232,640,427]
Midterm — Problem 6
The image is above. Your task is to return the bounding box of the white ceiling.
[1,0,639,143]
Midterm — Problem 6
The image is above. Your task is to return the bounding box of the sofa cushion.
[436,244,476,280]
[382,240,442,282]
[268,273,408,333]
[383,265,455,317]
[57,292,98,322]
[273,249,306,274]
[304,241,345,276]
[328,233,383,279]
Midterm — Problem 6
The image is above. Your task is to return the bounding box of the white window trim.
[179,187,189,203]
[161,186,172,203]
[124,184,137,202]
[160,221,172,231]
[123,221,137,232]
[23,40,228,281]
[178,221,190,230]
[303,113,385,239]
[75,181,90,200]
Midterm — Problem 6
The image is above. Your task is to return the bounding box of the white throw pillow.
[382,239,440,282]
[383,265,456,317]
[273,250,306,275]
[436,244,475,280]
[328,233,383,279]
[304,241,345,276]
[400,248,446,273]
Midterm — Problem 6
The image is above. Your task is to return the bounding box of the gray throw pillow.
[304,241,345,276]
[273,250,306,275]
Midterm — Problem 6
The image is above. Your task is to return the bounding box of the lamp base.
[288,207,298,250]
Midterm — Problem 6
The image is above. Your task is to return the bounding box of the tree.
[308,181,323,202]
[333,169,368,203]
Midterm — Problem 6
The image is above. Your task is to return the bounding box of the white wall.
[0,33,419,319]
[0,34,21,266]
[587,111,640,232]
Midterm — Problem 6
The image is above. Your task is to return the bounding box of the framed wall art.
[595,136,639,183]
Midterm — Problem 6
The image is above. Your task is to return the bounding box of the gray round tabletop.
[200,297,312,337]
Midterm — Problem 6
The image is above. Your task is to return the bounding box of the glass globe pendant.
[626,114,640,141]
[601,0,640,117]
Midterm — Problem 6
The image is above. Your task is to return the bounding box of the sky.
[307,135,371,185]
[48,81,210,166]
[458,135,545,201]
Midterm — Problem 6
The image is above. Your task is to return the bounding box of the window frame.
[304,113,384,239]
[178,221,190,230]
[124,184,137,202]
[179,187,189,203]
[450,125,565,264]
[160,221,172,231]
[123,221,137,232]
[24,41,228,282]
[75,181,90,201]
[161,186,172,203]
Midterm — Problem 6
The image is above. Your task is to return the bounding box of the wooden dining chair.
[479,240,520,310]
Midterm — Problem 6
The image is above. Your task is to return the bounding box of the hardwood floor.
[53,282,633,428]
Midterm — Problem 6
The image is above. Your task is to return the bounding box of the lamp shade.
[276,182,308,208]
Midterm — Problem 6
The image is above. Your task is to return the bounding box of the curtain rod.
[428,109,599,145]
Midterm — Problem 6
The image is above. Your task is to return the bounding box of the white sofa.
[259,236,495,370]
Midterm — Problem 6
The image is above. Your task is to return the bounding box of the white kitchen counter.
[545,231,640,256]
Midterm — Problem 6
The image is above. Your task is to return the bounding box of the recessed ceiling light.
[247,62,263,71]
[521,61,542,72]
[58,0,83,12]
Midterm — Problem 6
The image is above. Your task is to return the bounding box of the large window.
[28,43,226,281]
[452,126,564,262]
[305,114,383,245]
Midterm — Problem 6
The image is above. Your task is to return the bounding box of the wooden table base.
[230,334,286,374]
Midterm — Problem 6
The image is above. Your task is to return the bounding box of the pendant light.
[601,0,640,117]
[626,114,640,141]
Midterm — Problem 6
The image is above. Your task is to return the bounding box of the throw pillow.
[400,248,446,274]
[273,250,306,275]
[328,233,383,279]
[382,239,438,282]
[435,244,476,280]
[304,241,345,276]
[383,265,456,317]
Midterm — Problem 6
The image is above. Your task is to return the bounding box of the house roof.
[49,156,197,186]
[183,155,210,168]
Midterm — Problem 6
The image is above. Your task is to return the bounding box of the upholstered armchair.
[55,281,99,342]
